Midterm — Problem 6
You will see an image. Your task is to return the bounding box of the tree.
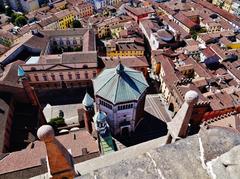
[5,6,13,17]
[11,13,19,23]
[48,116,66,129]
[0,4,5,13]
[15,15,27,27]
[71,20,82,28]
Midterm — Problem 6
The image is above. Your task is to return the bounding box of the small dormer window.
[83,64,88,69]
[31,67,36,71]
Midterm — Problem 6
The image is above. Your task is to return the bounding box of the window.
[97,122,106,128]
[59,73,64,80]
[83,64,88,69]
[51,73,55,80]
[85,72,88,79]
[31,67,37,71]
[66,40,70,46]
[43,74,48,81]
[100,100,112,109]
[60,40,64,46]
[68,72,72,80]
[52,40,57,46]
[118,104,133,110]
[73,39,77,45]
[76,72,80,79]
[34,75,39,81]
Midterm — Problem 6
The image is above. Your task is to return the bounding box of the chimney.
[37,125,76,179]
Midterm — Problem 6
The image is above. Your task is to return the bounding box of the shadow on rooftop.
[114,111,168,147]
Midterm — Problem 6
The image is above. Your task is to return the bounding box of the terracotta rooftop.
[205,113,240,132]
[202,47,216,58]
[100,56,149,69]
[193,0,240,27]
[124,5,154,17]
[173,12,197,29]
[54,9,72,20]
[0,130,99,175]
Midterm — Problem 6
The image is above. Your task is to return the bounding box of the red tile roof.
[0,130,99,174]
[193,0,240,27]
[100,56,149,69]
[174,12,197,29]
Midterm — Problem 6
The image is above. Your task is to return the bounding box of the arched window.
[66,39,70,46]
[73,39,77,45]
[60,39,64,46]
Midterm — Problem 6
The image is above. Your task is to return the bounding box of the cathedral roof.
[82,92,94,107]
[92,63,149,104]
[17,65,25,77]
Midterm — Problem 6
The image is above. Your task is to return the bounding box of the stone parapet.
[77,128,240,179]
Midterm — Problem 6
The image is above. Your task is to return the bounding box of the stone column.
[19,76,47,125]
[37,125,76,179]
[166,90,199,143]
[83,106,94,134]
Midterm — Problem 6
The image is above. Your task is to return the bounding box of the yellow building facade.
[223,0,233,11]
[56,10,74,29]
[110,25,124,39]
[106,50,144,57]
[212,0,233,12]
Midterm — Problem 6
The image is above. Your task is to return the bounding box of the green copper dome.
[93,111,107,123]
[92,63,149,105]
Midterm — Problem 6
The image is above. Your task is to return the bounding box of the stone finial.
[37,125,55,142]
[37,125,75,178]
[167,90,199,143]
[184,90,199,104]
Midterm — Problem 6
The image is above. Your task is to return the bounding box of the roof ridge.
[95,71,117,94]
[127,72,149,87]
[114,75,121,104]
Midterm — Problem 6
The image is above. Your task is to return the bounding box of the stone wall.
[78,127,240,179]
